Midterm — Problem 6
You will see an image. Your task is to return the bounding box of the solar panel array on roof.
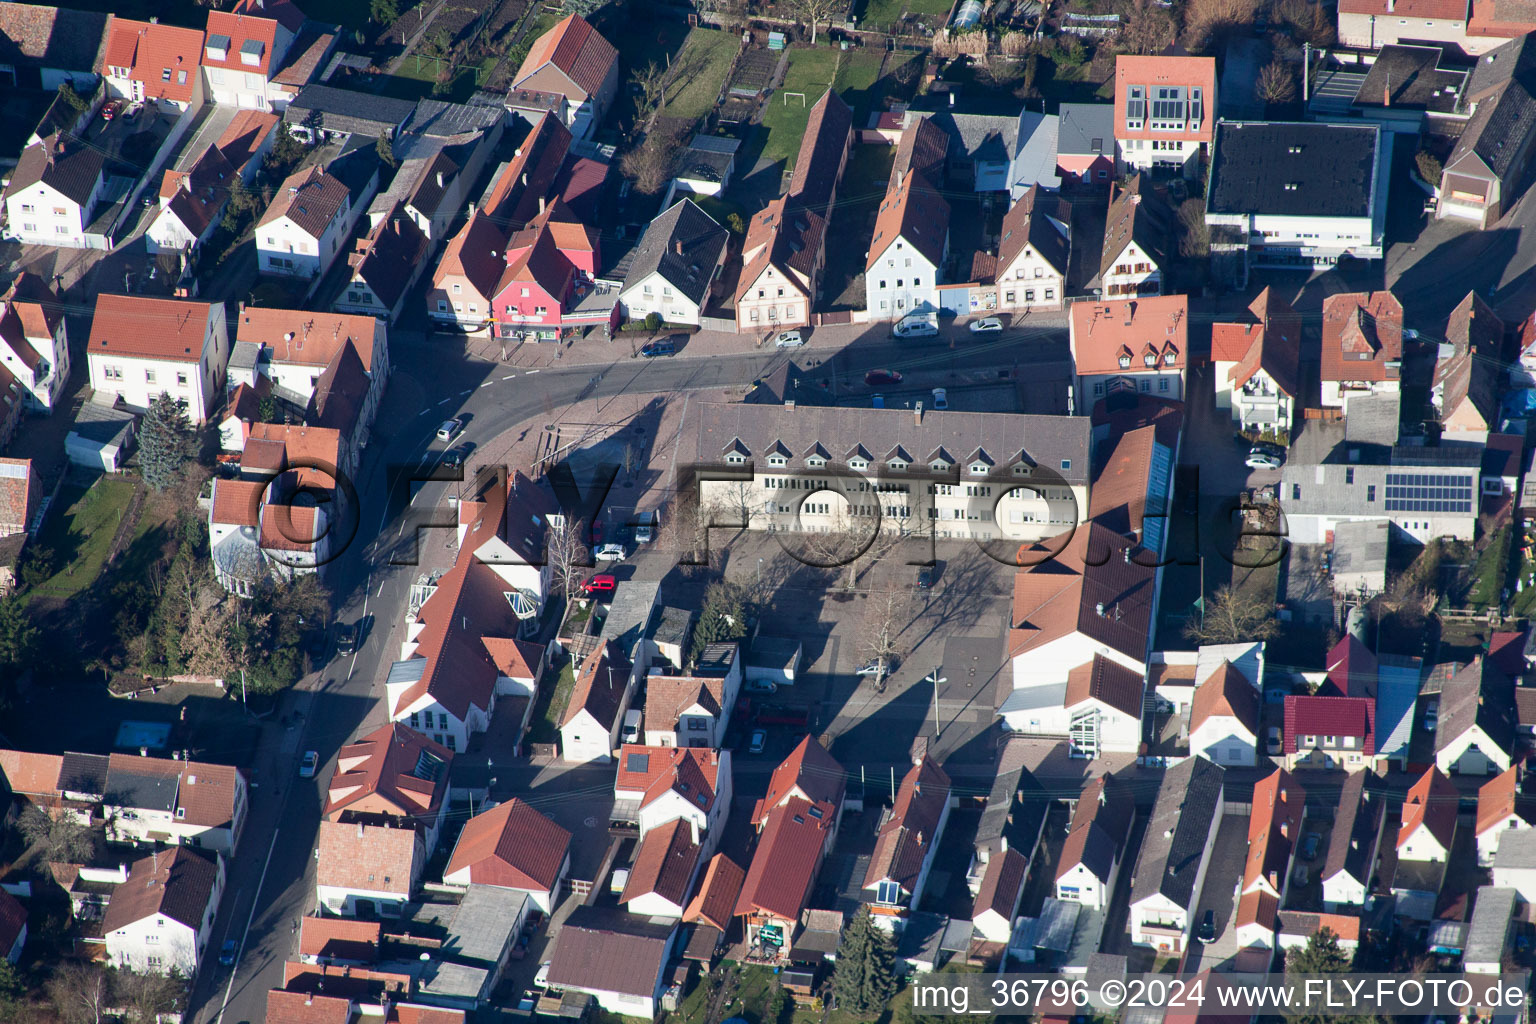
[1383,472,1474,513]
[627,752,650,773]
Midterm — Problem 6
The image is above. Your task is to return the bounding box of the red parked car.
[101,100,123,121]
[865,369,903,387]
[580,574,616,596]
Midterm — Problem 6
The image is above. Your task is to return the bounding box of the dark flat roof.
[1207,121,1380,219]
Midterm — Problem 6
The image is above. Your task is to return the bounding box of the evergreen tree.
[375,130,397,169]
[139,393,196,492]
[1288,927,1353,1024]
[832,908,897,1017]
[690,579,746,664]
[0,597,39,676]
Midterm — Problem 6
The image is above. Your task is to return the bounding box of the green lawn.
[527,659,577,745]
[861,0,954,30]
[758,47,843,166]
[661,28,741,122]
[27,476,139,601]
[832,49,887,124]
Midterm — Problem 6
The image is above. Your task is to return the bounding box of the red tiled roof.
[299,915,381,962]
[1113,56,1216,143]
[89,294,214,363]
[867,170,949,270]
[683,853,746,931]
[434,209,510,304]
[735,796,835,922]
[1476,766,1522,835]
[203,9,279,75]
[1191,661,1259,735]
[1008,522,1157,666]
[266,989,354,1024]
[1245,768,1304,892]
[483,112,572,228]
[0,750,62,796]
[1398,767,1457,850]
[102,17,203,101]
[614,745,724,813]
[1489,630,1527,677]
[1215,288,1302,398]
[0,457,32,531]
[513,15,617,101]
[445,797,570,891]
[316,820,419,897]
[259,164,349,239]
[260,501,319,552]
[752,736,845,826]
[864,756,951,892]
[1340,0,1468,20]
[1283,694,1375,755]
[1070,294,1188,376]
[974,847,1026,921]
[621,817,702,908]
[216,109,281,176]
[1088,425,1156,541]
[236,307,380,373]
[1065,654,1145,719]
[0,890,25,958]
[210,477,264,529]
[1322,635,1378,699]
[1320,291,1404,386]
[324,722,452,824]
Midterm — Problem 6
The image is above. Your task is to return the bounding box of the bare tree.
[18,805,94,863]
[1257,60,1297,103]
[1184,584,1280,644]
[1177,198,1210,258]
[630,60,669,122]
[620,130,681,196]
[48,962,109,1024]
[545,516,588,603]
[861,586,909,693]
[1117,0,1176,54]
[115,970,184,1024]
[789,0,843,43]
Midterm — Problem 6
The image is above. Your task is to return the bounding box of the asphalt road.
[193,323,1071,1024]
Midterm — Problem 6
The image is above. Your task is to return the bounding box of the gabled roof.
[1476,766,1528,836]
[1069,294,1187,376]
[1320,291,1404,385]
[482,112,572,228]
[891,115,949,184]
[622,198,729,306]
[1130,756,1224,910]
[997,184,1071,278]
[236,307,380,372]
[0,272,63,346]
[0,749,62,796]
[102,847,219,934]
[282,84,417,136]
[621,817,701,908]
[1099,174,1171,278]
[683,853,746,931]
[1448,40,1536,184]
[260,164,350,238]
[645,674,725,730]
[2,132,103,208]
[299,915,381,962]
[974,847,1026,921]
[348,205,430,310]
[1008,522,1158,666]
[864,756,952,891]
[1321,634,1378,698]
[1283,694,1375,754]
[752,735,846,826]
[445,797,571,891]
[1245,768,1304,892]
[1436,656,1515,757]
[89,294,215,363]
[1434,291,1505,431]
[1191,661,1260,736]
[787,89,853,218]
[101,17,203,102]
[324,721,452,824]
[1087,424,1159,541]
[546,905,675,999]
[435,209,510,299]
[1057,771,1133,882]
[614,745,723,813]
[737,196,825,299]
[1339,0,1468,23]
[316,820,418,897]
[1212,288,1302,399]
[867,170,949,270]
[203,7,279,76]
[560,639,630,730]
[1064,654,1144,718]
[1399,767,1457,850]
[0,3,109,72]
[1323,769,1378,884]
[735,795,835,922]
[513,15,617,100]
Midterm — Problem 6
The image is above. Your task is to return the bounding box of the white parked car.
[436,418,463,442]
[969,317,1003,333]
[931,388,948,410]
[534,961,552,990]
[1246,451,1283,470]
[893,317,938,338]
[774,330,804,348]
[595,543,626,562]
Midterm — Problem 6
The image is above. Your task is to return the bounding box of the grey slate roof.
[1465,886,1517,964]
[1130,755,1224,911]
[2,132,104,208]
[1353,45,1466,114]
[1495,827,1536,869]
[403,97,505,139]
[284,84,417,136]
[58,751,107,795]
[1208,121,1380,219]
[1278,456,1476,518]
[928,111,1019,165]
[1056,103,1114,158]
[1332,519,1389,579]
[1436,658,1515,757]
[622,198,729,306]
[1322,768,1378,886]
[106,766,176,813]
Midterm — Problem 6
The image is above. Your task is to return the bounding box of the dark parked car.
[1301,832,1321,860]
[1198,910,1216,943]
[335,622,358,656]
[865,369,903,387]
[917,565,934,588]
[640,336,679,357]
[219,939,237,967]
[443,441,476,467]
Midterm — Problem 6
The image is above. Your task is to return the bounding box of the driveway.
[1281,543,1334,629]
[1185,812,1250,971]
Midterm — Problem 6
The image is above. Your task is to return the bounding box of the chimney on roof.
[357,822,365,837]
[914,402,922,425]
[916,830,925,845]
[675,239,683,256]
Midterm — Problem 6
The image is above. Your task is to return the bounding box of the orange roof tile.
[101,18,203,103]
[444,797,571,891]
[752,736,845,826]
[1113,56,1216,143]
[614,745,724,813]
[513,15,617,100]
[298,914,381,961]
[735,796,835,922]
[683,853,746,931]
[210,478,264,528]
[324,722,451,824]
[1321,291,1404,386]
[1476,766,1522,835]
[1399,767,1457,850]
[0,750,62,796]
[89,294,215,363]
[1070,294,1188,376]
[203,9,279,75]
[621,817,702,908]
[235,307,380,372]
[316,820,419,897]
[1191,661,1260,735]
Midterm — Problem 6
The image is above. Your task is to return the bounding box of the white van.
[894,315,939,338]
[621,709,642,743]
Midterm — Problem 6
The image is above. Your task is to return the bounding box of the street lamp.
[927,668,947,736]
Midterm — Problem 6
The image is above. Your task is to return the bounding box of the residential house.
[488,200,603,343]
[734,90,851,332]
[428,210,505,330]
[1439,34,1536,227]
[1211,288,1303,434]
[1190,661,1261,766]
[735,794,837,956]
[146,143,237,256]
[668,134,741,201]
[751,736,846,840]
[510,15,619,139]
[0,272,69,410]
[323,723,453,856]
[281,84,417,147]
[103,848,224,975]
[613,745,732,853]
[1322,769,1381,910]
[618,198,729,327]
[1276,912,1362,952]
[0,458,35,539]
[202,2,297,110]
[266,24,336,113]
[545,906,677,1018]
[993,185,1070,314]
[1055,771,1134,911]
[1476,766,1534,865]
[1056,103,1116,184]
[87,295,230,422]
[1283,694,1382,770]
[1113,56,1216,178]
[335,204,431,321]
[560,640,635,763]
[972,847,1026,943]
[621,817,703,919]
[452,470,564,627]
[217,109,281,184]
[1280,451,1480,546]
[1128,756,1224,953]
[1097,175,1172,298]
[1399,767,1458,862]
[683,852,746,939]
[443,797,571,913]
[1069,293,1188,408]
[1431,292,1504,443]
[1436,657,1516,774]
[102,753,248,855]
[865,168,949,320]
[258,154,378,281]
[2,132,107,249]
[864,755,952,931]
[479,111,572,231]
[1235,768,1305,952]
[643,666,742,749]
[0,3,109,91]
[100,17,204,111]
[1337,0,1485,54]
[297,915,381,965]
[316,820,424,916]
[1319,291,1405,412]
[1492,828,1536,902]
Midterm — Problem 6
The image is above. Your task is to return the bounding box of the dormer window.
[889,460,907,471]
[725,453,746,465]
[1118,354,1131,369]
[1164,351,1176,365]
[969,462,989,476]
[768,454,787,467]
[1013,463,1032,476]
[929,461,948,472]
[849,458,869,470]
[807,456,826,468]
[1143,351,1157,367]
